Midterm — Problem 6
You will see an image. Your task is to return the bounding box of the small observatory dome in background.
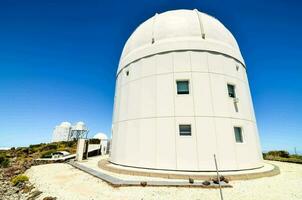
[93,133,108,140]
[60,122,71,128]
[74,121,87,131]
[52,122,72,142]
[110,9,262,172]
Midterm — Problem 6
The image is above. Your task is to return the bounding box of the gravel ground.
[26,161,302,200]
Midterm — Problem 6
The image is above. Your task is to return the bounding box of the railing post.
[214,154,224,200]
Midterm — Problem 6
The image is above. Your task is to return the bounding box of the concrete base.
[100,159,280,181]
[69,156,232,188]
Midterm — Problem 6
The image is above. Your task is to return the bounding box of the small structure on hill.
[51,151,71,159]
[93,133,109,155]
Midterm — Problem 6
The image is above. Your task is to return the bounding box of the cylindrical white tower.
[110,9,263,171]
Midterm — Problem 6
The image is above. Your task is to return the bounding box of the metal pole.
[294,147,297,155]
[214,154,224,200]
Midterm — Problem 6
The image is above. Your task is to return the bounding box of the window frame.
[227,84,236,98]
[234,126,244,143]
[179,124,192,136]
[176,80,190,95]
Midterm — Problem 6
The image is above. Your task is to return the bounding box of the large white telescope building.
[110,9,263,171]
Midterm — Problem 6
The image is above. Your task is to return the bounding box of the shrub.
[0,154,10,168]
[291,154,302,160]
[60,141,76,147]
[22,148,30,154]
[29,143,44,149]
[267,150,290,158]
[41,144,58,151]
[11,174,29,186]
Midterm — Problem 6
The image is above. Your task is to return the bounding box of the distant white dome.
[93,133,108,140]
[74,121,87,130]
[60,122,71,127]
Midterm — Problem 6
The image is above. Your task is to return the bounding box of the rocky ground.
[0,168,44,200]
[0,142,77,200]
[0,159,57,200]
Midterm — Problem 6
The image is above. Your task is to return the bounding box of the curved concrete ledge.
[99,159,280,181]
[69,160,232,188]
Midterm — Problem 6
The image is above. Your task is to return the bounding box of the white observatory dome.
[110,9,262,172]
[93,133,108,140]
[74,121,86,131]
[52,122,71,142]
[118,9,243,74]
[60,122,71,128]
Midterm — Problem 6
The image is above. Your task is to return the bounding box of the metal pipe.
[214,154,224,200]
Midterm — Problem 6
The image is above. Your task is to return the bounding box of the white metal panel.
[156,74,174,117]
[215,118,238,170]
[208,53,224,74]
[192,73,213,116]
[195,117,217,170]
[141,57,156,77]
[190,51,208,72]
[124,120,140,165]
[156,53,173,74]
[129,61,141,82]
[127,80,141,119]
[140,76,156,118]
[139,118,157,168]
[173,51,191,73]
[156,118,176,169]
[118,82,129,121]
[210,74,229,117]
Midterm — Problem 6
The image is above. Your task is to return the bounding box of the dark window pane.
[177,81,189,94]
[179,125,191,136]
[227,84,236,98]
[234,127,243,143]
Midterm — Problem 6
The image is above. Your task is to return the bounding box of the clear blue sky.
[0,0,301,153]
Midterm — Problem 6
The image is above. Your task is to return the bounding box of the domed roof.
[60,122,71,127]
[118,9,244,73]
[74,121,87,130]
[93,133,108,140]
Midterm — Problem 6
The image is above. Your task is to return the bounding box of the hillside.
[0,141,77,199]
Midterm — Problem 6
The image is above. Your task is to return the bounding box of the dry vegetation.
[0,140,78,183]
[263,150,302,164]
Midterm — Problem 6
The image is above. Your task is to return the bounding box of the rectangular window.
[227,84,236,98]
[234,127,243,143]
[179,124,191,136]
[176,80,189,95]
